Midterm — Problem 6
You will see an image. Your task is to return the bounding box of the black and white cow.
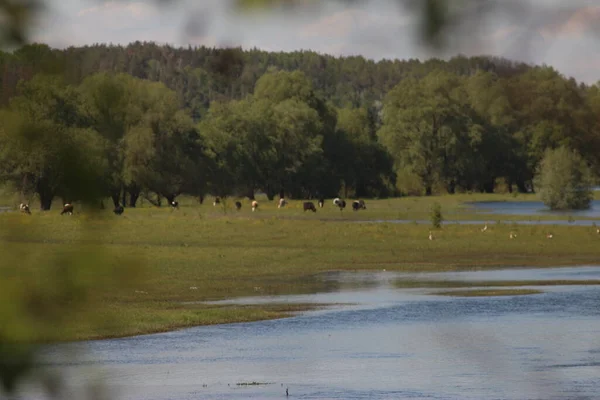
[352,200,366,211]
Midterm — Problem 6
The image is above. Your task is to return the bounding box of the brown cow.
[303,202,317,212]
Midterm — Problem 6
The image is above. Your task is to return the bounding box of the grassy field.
[2,188,600,222]
[2,194,600,341]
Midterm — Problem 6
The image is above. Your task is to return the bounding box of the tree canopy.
[0,42,599,205]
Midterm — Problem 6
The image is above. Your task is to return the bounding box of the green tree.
[0,76,105,209]
[378,71,473,195]
[534,146,593,210]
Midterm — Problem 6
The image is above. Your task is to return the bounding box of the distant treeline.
[0,43,599,208]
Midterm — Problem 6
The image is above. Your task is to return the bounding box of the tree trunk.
[446,180,456,194]
[425,186,432,196]
[39,190,54,211]
[110,191,120,208]
[121,191,127,208]
[37,178,54,210]
[128,188,140,207]
[198,196,204,204]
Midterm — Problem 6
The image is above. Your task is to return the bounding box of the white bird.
[596,228,600,234]
[428,231,434,241]
[509,232,517,239]
[546,233,553,239]
[481,224,488,232]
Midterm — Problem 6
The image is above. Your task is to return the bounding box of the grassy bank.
[2,198,600,341]
[3,191,600,222]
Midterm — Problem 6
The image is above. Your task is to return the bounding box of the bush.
[430,202,443,228]
[534,147,593,210]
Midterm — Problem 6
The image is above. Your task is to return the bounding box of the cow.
[113,204,124,215]
[235,201,242,211]
[352,200,366,211]
[303,202,317,212]
[278,198,287,208]
[318,198,325,208]
[251,200,259,212]
[170,200,179,209]
[213,197,221,206]
[19,203,31,214]
[61,203,74,215]
[333,198,346,210]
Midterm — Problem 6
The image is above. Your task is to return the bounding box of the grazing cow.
[235,201,242,211]
[61,203,74,215]
[19,203,31,214]
[278,198,287,208]
[113,204,124,215]
[318,197,324,208]
[303,202,317,212]
[251,200,259,212]
[170,200,179,209]
[213,197,221,206]
[333,198,346,210]
[352,200,366,211]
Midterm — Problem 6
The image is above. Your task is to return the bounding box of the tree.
[122,80,207,205]
[0,75,105,209]
[335,107,395,197]
[534,146,593,210]
[79,73,143,207]
[378,71,474,195]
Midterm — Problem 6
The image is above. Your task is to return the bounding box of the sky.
[30,0,600,83]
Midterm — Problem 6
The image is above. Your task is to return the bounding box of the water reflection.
[30,267,600,400]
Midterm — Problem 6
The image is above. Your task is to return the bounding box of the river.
[23,266,600,400]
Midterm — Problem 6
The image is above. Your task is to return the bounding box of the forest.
[1,42,599,209]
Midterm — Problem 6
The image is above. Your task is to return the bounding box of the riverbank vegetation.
[2,205,599,340]
[2,44,600,208]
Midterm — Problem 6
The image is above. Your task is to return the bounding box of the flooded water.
[466,200,600,218]
[26,266,600,400]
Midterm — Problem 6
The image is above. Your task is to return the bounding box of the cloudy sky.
[31,0,600,83]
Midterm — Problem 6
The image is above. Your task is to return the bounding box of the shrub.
[534,147,593,210]
[430,202,443,228]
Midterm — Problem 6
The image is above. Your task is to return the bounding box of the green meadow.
[2,194,600,341]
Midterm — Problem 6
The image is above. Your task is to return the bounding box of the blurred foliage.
[0,0,598,399]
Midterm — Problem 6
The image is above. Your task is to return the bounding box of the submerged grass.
[2,195,600,341]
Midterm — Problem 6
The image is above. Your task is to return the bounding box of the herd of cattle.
[214,197,367,213]
[17,197,367,216]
